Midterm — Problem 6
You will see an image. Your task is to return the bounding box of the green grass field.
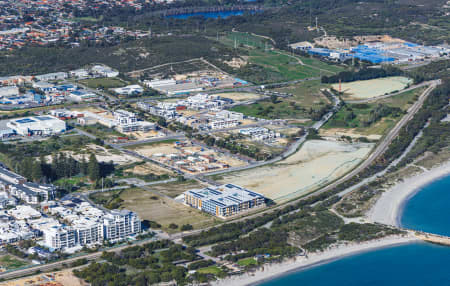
[197,266,224,275]
[79,77,127,89]
[237,257,258,267]
[0,255,29,270]
[248,50,321,81]
[273,80,331,105]
[223,31,273,50]
[377,86,425,110]
[231,100,308,119]
[231,80,330,120]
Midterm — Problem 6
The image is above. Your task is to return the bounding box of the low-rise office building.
[7,115,66,136]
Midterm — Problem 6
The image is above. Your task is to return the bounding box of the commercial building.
[0,86,19,97]
[183,184,266,218]
[7,115,66,136]
[68,90,98,102]
[34,72,68,82]
[112,85,143,96]
[90,65,119,78]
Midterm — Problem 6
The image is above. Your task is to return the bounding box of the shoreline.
[368,161,450,227]
[212,161,450,286]
[211,235,418,286]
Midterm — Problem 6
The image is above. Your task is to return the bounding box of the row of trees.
[14,153,112,184]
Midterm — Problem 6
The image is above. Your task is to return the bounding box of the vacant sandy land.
[334,77,412,100]
[220,140,373,203]
[2,269,88,286]
[126,162,173,176]
[134,144,246,167]
[215,92,261,101]
[119,188,218,231]
[320,128,382,140]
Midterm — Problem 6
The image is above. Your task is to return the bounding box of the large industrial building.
[183,184,266,218]
[7,115,66,136]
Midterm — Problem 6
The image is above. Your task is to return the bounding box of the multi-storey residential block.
[184,184,266,218]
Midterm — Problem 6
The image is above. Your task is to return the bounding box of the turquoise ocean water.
[259,174,450,286]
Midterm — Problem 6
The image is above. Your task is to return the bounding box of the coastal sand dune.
[368,161,450,226]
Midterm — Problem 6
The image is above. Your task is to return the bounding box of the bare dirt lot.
[214,92,262,101]
[124,162,173,176]
[1,269,88,286]
[119,187,218,232]
[59,144,140,165]
[219,140,374,203]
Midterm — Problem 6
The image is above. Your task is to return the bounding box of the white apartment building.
[0,166,26,185]
[43,226,76,250]
[114,109,156,132]
[209,118,239,129]
[73,218,104,246]
[103,210,141,243]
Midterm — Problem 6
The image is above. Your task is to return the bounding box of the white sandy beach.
[212,235,418,286]
[368,161,450,226]
[213,161,450,286]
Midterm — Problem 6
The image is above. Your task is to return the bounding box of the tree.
[270,94,278,104]
[88,154,100,181]
[80,155,88,175]
[31,160,43,183]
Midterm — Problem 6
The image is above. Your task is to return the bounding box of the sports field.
[334,76,412,100]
